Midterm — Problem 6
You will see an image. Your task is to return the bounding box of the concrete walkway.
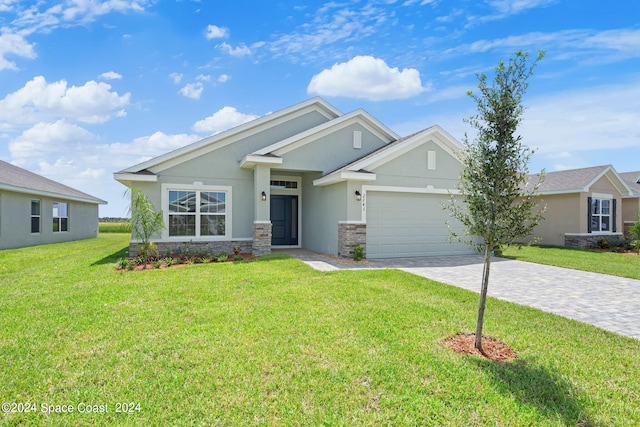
[279,249,640,340]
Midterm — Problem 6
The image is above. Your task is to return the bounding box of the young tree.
[630,209,640,255]
[447,51,546,351]
[127,188,165,269]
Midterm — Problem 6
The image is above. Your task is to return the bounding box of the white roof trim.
[584,166,632,196]
[240,154,283,169]
[113,172,158,183]
[118,97,342,174]
[313,171,377,187]
[0,183,107,204]
[253,109,399,156]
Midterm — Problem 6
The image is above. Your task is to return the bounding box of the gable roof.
[240,108,399,169]
[619,171,640,197]
[0,160,106,204]
[115,97,343,180]
[527,165,631,196]
[313,125,462,186]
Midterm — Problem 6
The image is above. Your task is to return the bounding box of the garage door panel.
[366,191,473,258]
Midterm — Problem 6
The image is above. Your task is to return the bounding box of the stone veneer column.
[338,222,366,258]
[252,221,272,256]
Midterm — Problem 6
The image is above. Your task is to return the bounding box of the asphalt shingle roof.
[526,165,613,193]
[0,160,106,204]
[620,171,640,196]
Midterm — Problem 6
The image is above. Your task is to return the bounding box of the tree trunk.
[475,244,492,351]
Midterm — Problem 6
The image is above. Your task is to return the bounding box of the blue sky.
[1,0,639,217]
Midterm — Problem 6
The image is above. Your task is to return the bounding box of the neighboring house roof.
[619,171,640,197]
[0,160,106,204]
[314,125,462,186]
[526,165,632,196]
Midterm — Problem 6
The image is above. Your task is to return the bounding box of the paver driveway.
[282,250,640,340]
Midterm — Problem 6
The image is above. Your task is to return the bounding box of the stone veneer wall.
[623,221,634,238]
[564,233,624,249]
[129,240,253,258]
[252,222,273,256]
[338,223,366,258]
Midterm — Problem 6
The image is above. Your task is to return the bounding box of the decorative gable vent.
[427,150,436,170]
[353,131,362,149]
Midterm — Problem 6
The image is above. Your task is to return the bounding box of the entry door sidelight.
[270,195,298,245]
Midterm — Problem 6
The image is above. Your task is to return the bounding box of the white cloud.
[218,74,230,83]
[0,30,36,70]
[179,82,204,100]
[488,0,557,15]
[196,74,211,82]
[192,106,258,134]
[0,76,130,125]
[307,56,428,101]
[99,71,122,80]
[169,72,183,84]
[9,120,94,162]
[206,24,228,39]
[218,42,251,57]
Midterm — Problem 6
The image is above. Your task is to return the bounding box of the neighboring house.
[0,160,107,250]
[620,171,640,235]
[115,97,475,259]
[526,165,637,248]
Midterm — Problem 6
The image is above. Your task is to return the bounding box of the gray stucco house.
[0,160,106,250]
[115,97,474,259]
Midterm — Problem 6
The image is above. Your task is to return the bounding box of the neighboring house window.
[52,202,68,232]
[589,197,612,233]
[168,189,227,237]
[31,199,41,233]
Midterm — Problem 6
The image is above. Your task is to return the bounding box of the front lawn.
[502,244,640,279]
[1,235,639,426]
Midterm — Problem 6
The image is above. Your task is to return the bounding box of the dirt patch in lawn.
[442,333,517,362]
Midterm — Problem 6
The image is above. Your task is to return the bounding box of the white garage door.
[366,191,473,259]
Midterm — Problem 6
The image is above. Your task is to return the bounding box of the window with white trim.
[52,202,68,232]
[31,199,41,233]
[590,198,611,232]
[167,189,228,237]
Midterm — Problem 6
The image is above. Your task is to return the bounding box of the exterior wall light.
[261,191,267,201]
[355,190,362,201]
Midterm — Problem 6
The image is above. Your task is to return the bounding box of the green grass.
[98,222,131,233]
[503,245,640,279]
[1,235,639,426]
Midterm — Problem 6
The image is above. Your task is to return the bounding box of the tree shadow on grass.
[91,246,129,266]
[470,357,599,426]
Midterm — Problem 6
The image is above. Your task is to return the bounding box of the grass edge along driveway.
[1,234,639,426]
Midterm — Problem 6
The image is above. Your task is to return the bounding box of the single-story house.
[620,171,640,235]
[526,165,639,248]
[0,160,107,250]
[115,97,475,259]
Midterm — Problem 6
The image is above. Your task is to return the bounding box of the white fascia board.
[113,172,158,183]
[240,154,283,169]
[584,166,632,196]
[313,171,377,187]
[253,109,399,157]
[362,184,460,195]
[0,183,107,204]
[119,97,342,174]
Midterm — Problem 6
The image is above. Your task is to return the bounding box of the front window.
[168,190,227,237]
[53,202,68,232]
[31,200,41,233]
[590,198,611,232]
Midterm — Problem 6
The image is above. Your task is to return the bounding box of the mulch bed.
[441,332,517,362]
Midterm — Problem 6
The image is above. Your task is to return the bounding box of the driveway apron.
[281,250,640,340]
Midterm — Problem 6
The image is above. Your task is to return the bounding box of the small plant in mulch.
[441,332,517,362]
[115,252,255,271]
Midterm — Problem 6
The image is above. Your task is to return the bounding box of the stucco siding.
[622,198,640,224]
[530,193,581,246]
[279,123,388,173]
[0,190,99,250]
[369,140,462,188]
[302,174,346,255]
